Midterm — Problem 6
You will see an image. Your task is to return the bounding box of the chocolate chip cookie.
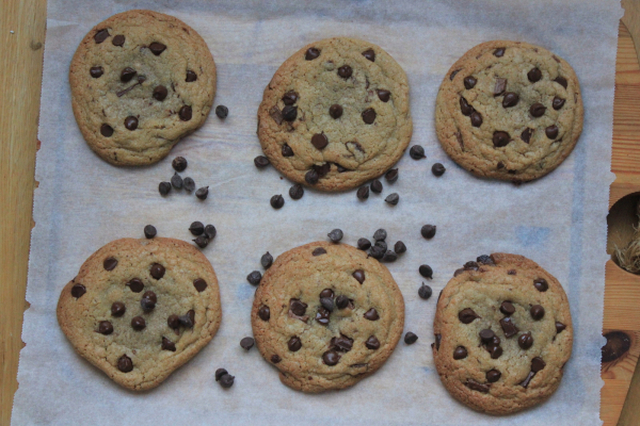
[432,253,573,415]
[257,38,412,191]
[435,41,583,182]
[69,10,216,166]
[251,241,404,392]
[57,237,221,390]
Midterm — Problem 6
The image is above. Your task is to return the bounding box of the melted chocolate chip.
[365,336,380,350]
[315,307,330,325]
[179,105,193,121]
[531,357,546,372]
[153,85,168,101]
[364,308,379,321]
[290,299,308,316]
[271,354,281,364]
[453,346,468,360]
[362,108,376,124]
[162,337,176,351]
[464,76,477,89]
[288,336,302,351]
[553,96,565,110]
[352,270,365,284]
[117,354,133,372]
[281,144,294,157]
[312,247,327,256]
[149,42,166,56]
[150,263,165,279]
[518,332,534,350]
[377,89,390,102]
[545,125,559,139]
[493,131,510,147]
[323,350,340,366]
[282,105,297,122]
[193,278,207,292]
[502,92,519,108]
[459,308,480,324]
[185,70,197,82]
[530,103,546,117]
[282,91,298,105]
[493,47,505,57]
[335,295,349,310]
[470,111,483,127]
[554,76,568,89]
[167,314,180,330]
[530,305,545,320]
[332,335,354,352]
[602,331,631,362]
[362,49,375,61]
[479,329,495,343]
[131,316,146,331]
[90,66,104,78]
[459,97,474,116]
[521,128,534,143]
[465,379,490,393]
[528,67,542,82]
[97,321,113,335]
[500,301,515,316]
[124,116,138,131]
[305,47,320,60]
[556,322,567,333]
[311,133,328,150]
[534,278,549,292]
[111,302,126,317]
[120,67,137,83]
[494,78,507,96]
[127,278,144,293]
[329,104,343,119]
[499,317,519,338]
[338,65,353,79]
[94,29,110,44]
[103,257,118,271]
[486,369,501,383]
[100,124,113,137]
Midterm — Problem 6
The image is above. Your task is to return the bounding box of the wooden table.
[1,2,639,424]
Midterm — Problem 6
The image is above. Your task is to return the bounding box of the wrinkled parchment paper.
[13,1,622,424]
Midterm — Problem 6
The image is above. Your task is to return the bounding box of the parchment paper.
[13,1,622,425]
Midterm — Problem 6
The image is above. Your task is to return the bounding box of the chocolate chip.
[158,181,171,196]
[159,337,176,351]
[171,172,183,189]
[450,69,461,80]
[362,108,376,124]
[418,283,432,300]
[120,67,137,83]
[493,47,505,57]
[247,271,262,286]
[528,67,542,83]
[212,106,228,120]
[394,241,406,254]
[554,76,568,89]
[281,105,297,122]
[332,335,353,352]
[312,247,327,256]
[357,238,371,250]
[486,369,501,383]
[327,229,343,243]
[404,332,418,344]
[459,97,474,116]
[185,70,197,82]
[90,66,104,78]
[357,185,370,200]
[167,314,180,330]
[193,235,208,248]
[431,163,446,177]
[530,103,546,118]
[453,346,468,360]
[320,297,334,312]
[531,356,546,372]
[500,301,515,316]
[419,264,433,279]
[502,92,519,108]
[518,332,533,350]
[268,194,284,209]
[385,168,398,183]
[463,76,477,89]
[534,278,549,292]
[470,112,483,127]
[385,193,399,206]
[215,368,228,381]
[131,316,146,331]
[127,278,144,293]
[521,128,534,143]
[181,177,194,192]
[150,263,165,279]
[492,131,510,147]
[421,224,436,239]
[289,299,307,316]
[195,186,209,200]
[370,179,383,193]
[200,225,215,241]
[316,307,330,325]
[311,133,328,150]
[103,257,118,271]
[253,155,270,169]
[97,320,113,335]
[465,379,489,393]
[369,245,385,260]
[258,305,270,321]
[278,144,294,159]
[117,355,133,372]
[362,49,375,61]
[434,333,442,350]
[602,331,631,362]
[499,317,519,338]
[288,336,302,351]
[141,225,157,240]
[140,291,156,312]
[179,105,193,121]
[377,89,390,102]
[305,47,320,60]
[410,145,426,159]
[150,85,168,101]
[477,255,494,265]
[282,91,298,105]
[556,322,567,333]
[94,29,110,44]
[219,373,235,388]
[240,337,254,350]
[545,125,559,139]
[374,240,387,251]
[124,116,138,131]
[149,42,166,55]
[530,305,545,320]
[338,65,352,79]
[458,308,480,324]
[111,302,125,317]
[100,124,113,137]
[453,268,465,277]
[323,350,340,366]
[352,270,365,284]
[494,78,507,96]
[489,345,503,359]
[179,310,195,328]
[553,96,565,110]
[335,295,349,310]
[479,329,495,343]
[329,104,343,119]
[365,336,380,350]
[186,222,204,237]
[364,308,379,321]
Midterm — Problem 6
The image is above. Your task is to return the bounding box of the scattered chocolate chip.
[288,336,302,351]
[530,305,545,320]
[247,271,262,286]
[100,124,113,137]
[195,186,209,200]
[470,112,483,127]
[188,222,204,236]
[500,301,515,316]
[602,331,631,362]
[385,193,399,205]
[494,78,507,96]
[418,283,432,300]
[215,105,228,119]
[327,229,343,243]
[335,295,349,310]
[192,235,208,248]
[362,49,375,61]
[312,247,327,256]
[152,85,168,101]
[530,103,546,118]
[419,264,433,279]
[421,224,436,239]
[150,263,165,280]
[362,108,376,124]
[518,332,534,350]
[338,65,353,79]
[528,67,542,83]
[94,29,110,44]
[90,66,104,78]
[556,322,567,334]
[111,302,125,317]
[459,97,474,116]
[545,125,559,139]
[170,172,183,189]
[377,89,390,102]
[131,316,146,331]
[240,337,255,350]
[553,97,565,110]
[103,257,118,271]
[282,91,298,105]
[124,116,138,131]
[253,155,270,169]
[202,225,216,241]
[329,104,343,119]
[502,92,519,108]
[431,163,446,177]
[219,373,235,388]
[453,346,468,360]
[215,368,228,381]
[183,178,195,192]
[352,270,365,284]
[257,252,273,270]
[500,317,519,338]
[120,67,137,83]
[143,225,157,239]
[521,128,534,143]
[305,47,320,60]
[492,131,510,147]
[365,336,380,350]
[404,332,418,344]
[127,278,144,293]
[554,76,568,89]
[117,355,133,372]
[369,245,385,260]
[258,305,270,321]
[370,179,383,193]
[311,133,328,150]
[534,278,549,292]
[364,308,379,321]
[323,350,340,366]
[493,47,505,57]
[374,240,388,251]
[357,185,370,200]
[410,145,426,159]
[458,308,480,324]
[463,76,477,89]
[385,168,398,183]
[486,369,501,383]
[357,238,371,250]
[268,194,284,209]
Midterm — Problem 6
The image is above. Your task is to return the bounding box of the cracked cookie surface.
[435,40,583,182]
[251,241,404,392]
[57,237,221,391]
[69,9,216,166]
[432,253,573,415]
[257,37,412,191]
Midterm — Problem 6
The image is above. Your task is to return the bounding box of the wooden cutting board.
[1,2,639,424]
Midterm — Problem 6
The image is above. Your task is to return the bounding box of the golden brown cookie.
[57,237,221,390]
[251,241,404,392]
[257,37,412,191]
[435,41,583,182]
[69,10,216,166]
[432,253,573,415]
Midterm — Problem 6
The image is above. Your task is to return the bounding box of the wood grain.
[0,4,639,426]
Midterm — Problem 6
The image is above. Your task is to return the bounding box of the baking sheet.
[12,0,622,424]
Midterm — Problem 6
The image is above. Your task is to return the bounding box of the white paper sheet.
[13,1,622,424]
